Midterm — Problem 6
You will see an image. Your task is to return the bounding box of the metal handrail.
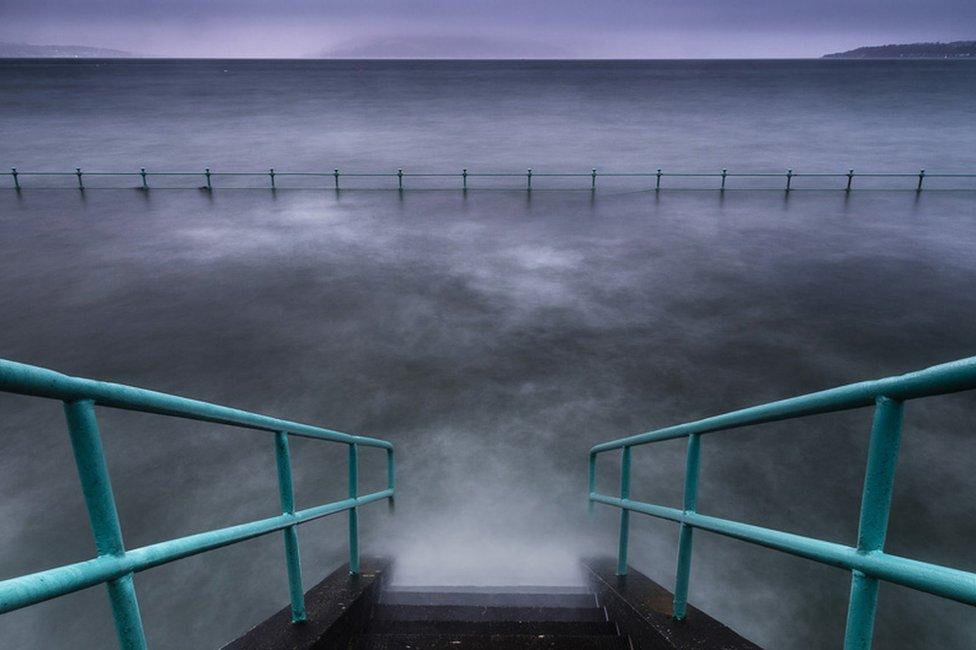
[588,355,976,650]
[6,167,975,191]
[0,359,395,650]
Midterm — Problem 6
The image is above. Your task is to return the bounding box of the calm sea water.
[1,60,975,649]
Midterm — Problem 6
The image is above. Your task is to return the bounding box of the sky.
[1,0,974,58]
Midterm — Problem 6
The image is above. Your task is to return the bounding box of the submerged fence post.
[591,168,597,191]
[917,169,925,192]
[673,433,701,620]
[527,168,532,191]
[76,168,84,190]
[842,396,904,650]
[462,168,468,190]
[656,169,662,191]
[616,446,632,576]
[720,169,727,191]
[587,451,597,515]
[274,432,306,622]
[140,168,148,190]
[785,169,793,192]
[64,400,148,650]
[397,168,403,191]
[204,168,212,191]
[846,169,854,192]
[11,168,20,191]
[348,442,360,574]
[334,169,340,190]
[269,168,276,190]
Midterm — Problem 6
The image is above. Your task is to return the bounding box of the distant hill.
[0,42,136,58]
[320,35,571,59]
[823,41,976,59]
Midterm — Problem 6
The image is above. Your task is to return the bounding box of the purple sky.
[1,0,973,58]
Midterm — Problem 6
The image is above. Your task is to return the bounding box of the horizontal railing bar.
[590,356,976,453]
[590,493,976,607]
[0,359,392,449]
[0,489,392,614]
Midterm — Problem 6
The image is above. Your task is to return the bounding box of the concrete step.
[350,633,632,649]
[372,604,607,623]
[365,620,619,637]
[380,590,598,608]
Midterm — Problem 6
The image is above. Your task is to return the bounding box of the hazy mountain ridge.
[320,35,571,59]
[0,41,136,58]
[823,40,976,58]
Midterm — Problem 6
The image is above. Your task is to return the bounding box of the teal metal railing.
[0,359,395,650]
[588,356,976,650]
[6,167,976,191]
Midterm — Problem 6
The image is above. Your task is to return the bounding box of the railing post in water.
[140,168,148,190]
[673,433,701,620]
[334,169,340,190]
[527,168,532,192]
[269,168,276,190]
[720,169,727,191]
[843,396,904,650]
[76,167,84,190]
[656,169,662,191]
[274,432,306,623]
[591,168,597,191]
[917,169,925,192]
[397,168,403,191]
[387,447,396,512]
[204,168,212,191]
[846,169,854,192]
[785,169,793,192]
[616,446,632,576]
[11,168,20,191]
[348,442,360,574]
[462,168,468,190]
[64,400,148,650]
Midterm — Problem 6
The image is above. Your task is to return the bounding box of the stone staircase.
[349,585,630,649]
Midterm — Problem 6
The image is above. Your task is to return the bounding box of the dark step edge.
[365,619,619,636]
[372,603,607,622]
[351,632,632,649]
[380,591,598,608]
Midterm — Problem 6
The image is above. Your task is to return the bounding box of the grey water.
[0,59,975,649]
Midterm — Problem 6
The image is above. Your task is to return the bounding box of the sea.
[1,59,975,648]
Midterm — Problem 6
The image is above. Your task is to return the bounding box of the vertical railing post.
[397,168,403,191]
[334,168,340,190]
[846,169,854,192]
[64,400,147,650]
[274,432,306,623]
[462,168,468,190]
[348,442,360,574]
[386,447,396,512]
[527,168,532,192]
[916,169,925,192]
[655,169,662,191]
[616,446,632,576]
[785,169,793,192]
[76,167,84,190]
[720,169,727,191]
[204,168,212,191]
[269,168,276,190]
[673,433,701,620]
[140,168,148,190]
[843,396,904,650]
[11,167,20,191]
[587,451,597,514]
[591,168,597,191]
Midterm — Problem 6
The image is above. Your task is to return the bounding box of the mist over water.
[1,60,975,649]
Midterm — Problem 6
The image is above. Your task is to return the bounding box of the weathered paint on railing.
[0,359,395,649]
[5,167,976,191]
[588,355,976,650]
